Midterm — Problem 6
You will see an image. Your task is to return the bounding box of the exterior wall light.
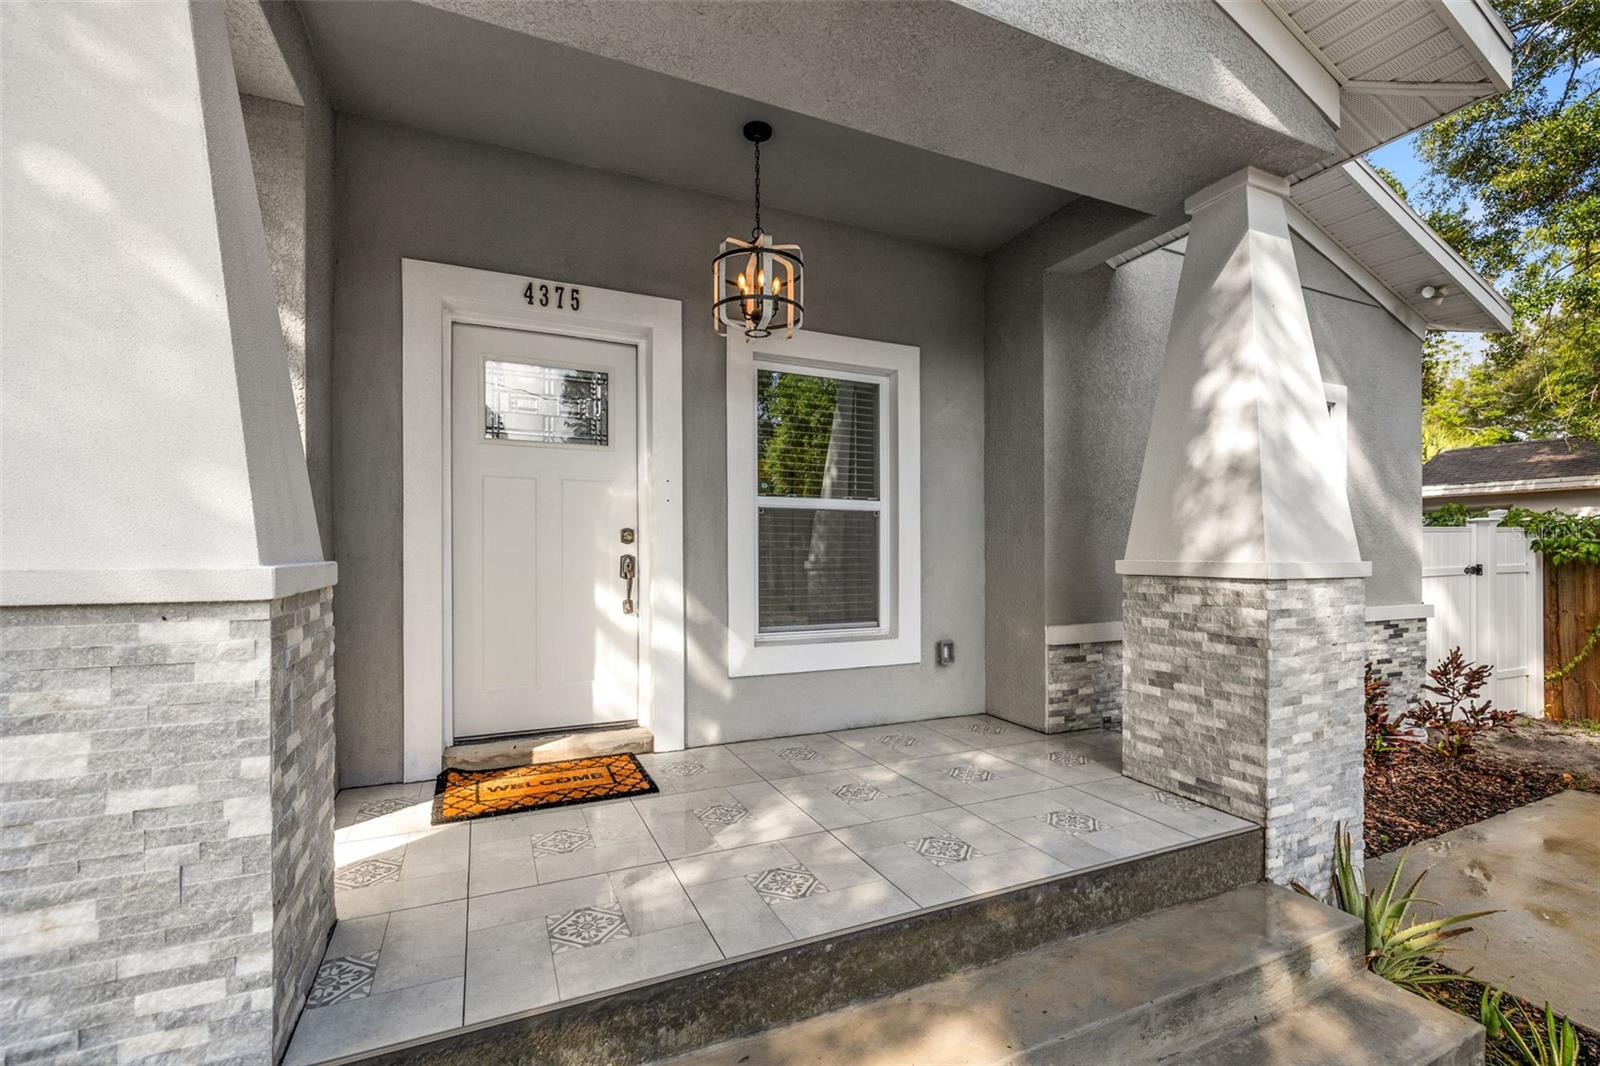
[714,121,803,340]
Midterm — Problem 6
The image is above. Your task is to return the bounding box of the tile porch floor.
[284,715,1256,1065]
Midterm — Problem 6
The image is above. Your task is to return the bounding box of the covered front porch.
[0,2,1517,1063]
[286,716,1253,1063]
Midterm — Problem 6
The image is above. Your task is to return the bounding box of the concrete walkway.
[1366,789,1600,1030]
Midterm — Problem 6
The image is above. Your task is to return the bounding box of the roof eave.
[1424,475,1600,496]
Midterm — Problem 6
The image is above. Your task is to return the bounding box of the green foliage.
[1420,507,1600,564]
[1547,616,1600,682]
[756,370,838,497]
[1409,1,1600,446]
[1424,503,1482,526]
[1408,647,1520,755]
[1295,826,1494,996]
[1500,507,1600,565]
[1481,987,1580,1066]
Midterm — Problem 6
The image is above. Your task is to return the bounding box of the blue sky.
[1366,135,1430,198]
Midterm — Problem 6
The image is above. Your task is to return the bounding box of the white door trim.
[402,258,685,781]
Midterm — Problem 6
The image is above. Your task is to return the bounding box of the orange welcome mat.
[431,753,658,825]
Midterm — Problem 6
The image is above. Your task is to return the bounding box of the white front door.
[450,322,639,738]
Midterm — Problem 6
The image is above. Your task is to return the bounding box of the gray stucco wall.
[1296,233,1424,607]
[1041,235,1425,626]
[332,117,985,786]
[237,5,336,557]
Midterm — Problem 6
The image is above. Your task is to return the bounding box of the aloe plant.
[1480,986,1580,1066]
[1296,825,1495,995]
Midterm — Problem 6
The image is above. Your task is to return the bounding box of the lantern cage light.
[714,121,804,340]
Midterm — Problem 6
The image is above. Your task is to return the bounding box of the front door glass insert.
[484,360,609,445]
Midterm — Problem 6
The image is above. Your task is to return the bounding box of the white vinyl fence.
[1421,515,1545,716]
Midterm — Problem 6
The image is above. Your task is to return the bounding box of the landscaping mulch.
[1420,963,1600,1065]
[1364,745,1576,859]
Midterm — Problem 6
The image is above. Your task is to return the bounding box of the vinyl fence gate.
[1421,516,1545,717]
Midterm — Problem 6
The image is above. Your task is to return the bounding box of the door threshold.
[443,723,653,772]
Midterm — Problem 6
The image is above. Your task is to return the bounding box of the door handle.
[620,553,636,614]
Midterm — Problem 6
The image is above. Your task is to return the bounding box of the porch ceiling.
[293,1,1079,256]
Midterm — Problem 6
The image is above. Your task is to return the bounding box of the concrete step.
[1172,970,1485,1066]
[353,830,1262,1065]
[658,882,1364,1066]
[442,724,652,771]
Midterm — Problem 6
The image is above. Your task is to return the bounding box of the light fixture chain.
[752,138,762,239]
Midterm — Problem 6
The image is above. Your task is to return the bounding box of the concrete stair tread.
[1172,970,1485,1066]
[662,883,1365,1065]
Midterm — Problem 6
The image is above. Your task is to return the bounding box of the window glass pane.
[484,360,608,445]
[756,370,878,500]
[758,508,879,631]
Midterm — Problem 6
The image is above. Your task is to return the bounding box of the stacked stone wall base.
[1120,575,1365,894]
[0,588,336,1064]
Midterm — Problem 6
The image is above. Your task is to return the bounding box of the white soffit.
[1222,0,1513,166]
[1110,159,1511,335]
[1291,159,1512,332]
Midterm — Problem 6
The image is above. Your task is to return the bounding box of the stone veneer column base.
[1120,575,1365,895]
[1046,640,1123,732]
[1366,616,1429,713]
[0,588,335,1065]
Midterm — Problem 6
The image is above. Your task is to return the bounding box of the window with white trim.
[726,331,921,676]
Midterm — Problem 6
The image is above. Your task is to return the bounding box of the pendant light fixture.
[713,121,804,339]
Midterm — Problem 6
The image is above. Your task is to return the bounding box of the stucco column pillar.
[2,3,335,1062]
[1116,168,1370,895]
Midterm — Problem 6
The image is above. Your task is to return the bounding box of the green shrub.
[1480,986,1580,1066]
[1295,825,1493,996]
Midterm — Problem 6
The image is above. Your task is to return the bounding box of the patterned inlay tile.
[745,864,827,903]
[967,723,1005,736]
[1155,791,1203,811]
[777,746,820,762]
[946,765,993,784]
[693,803,751,827]
[832,782,883,803]
[355,797,414,821]
[546,903,631,953]
[334,856,403,891]
[660,761,706,778]
[877,733,920,749]
[1038,809,1102,834]
[1047,750,1090,767]
[910,835,974,866]
[530,828,596,855]
[306,951,379,1008]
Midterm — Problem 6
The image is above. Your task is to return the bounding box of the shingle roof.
[1423,439,1600,486]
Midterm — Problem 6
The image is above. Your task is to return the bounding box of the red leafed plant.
[1405,647,1518,759]
[1364,662,1407,755]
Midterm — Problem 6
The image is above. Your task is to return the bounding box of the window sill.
[728,632,922,677]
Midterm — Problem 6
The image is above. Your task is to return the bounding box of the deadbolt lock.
[620,527,635,544]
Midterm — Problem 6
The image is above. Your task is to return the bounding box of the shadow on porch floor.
[284,715,1255,1065]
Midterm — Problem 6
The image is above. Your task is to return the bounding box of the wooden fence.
[1544,561,1600,721]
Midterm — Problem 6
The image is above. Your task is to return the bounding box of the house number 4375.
[524,282,580,311]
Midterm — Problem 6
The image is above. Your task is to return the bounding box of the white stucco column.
[1,5,335,1062]
[1117,168,1369,895]
[1,0,332,604]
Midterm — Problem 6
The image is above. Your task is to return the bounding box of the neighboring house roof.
[1423,440,1600,497]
